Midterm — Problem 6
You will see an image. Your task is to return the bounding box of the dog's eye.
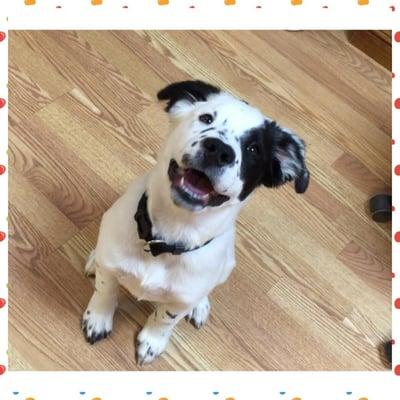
[246,144,260,154]
[199,114,214,124]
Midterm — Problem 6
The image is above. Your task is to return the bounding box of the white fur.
[82,92,266,364]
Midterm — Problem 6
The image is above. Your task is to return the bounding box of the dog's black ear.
[263,122,310,193]
[157,80,220,114]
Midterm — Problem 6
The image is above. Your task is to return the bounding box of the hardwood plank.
[241,196,391,334]
[9,31,73,126]
[10,117,119,229]
[9,169,78,248]
[269,277,384,370]
[335,209,391,267]
[337,240,391,296]
[332,152,390,196]
[31,91,150,193]
[8,205,54,267]
[21,31,153,127]
[349,30,392,70]
[8,344,33,370]
[81,31,189,100]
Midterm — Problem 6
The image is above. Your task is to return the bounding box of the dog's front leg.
[136,303,190,365]
[186,296,211,329]
[82,264,119,344]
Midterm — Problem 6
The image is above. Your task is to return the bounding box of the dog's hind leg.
[84,250,96,277]
[136,303,191,366]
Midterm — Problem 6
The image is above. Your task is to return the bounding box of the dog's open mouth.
[168,159,229,208]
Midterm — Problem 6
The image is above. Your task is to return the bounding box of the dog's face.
[157,81,310,212]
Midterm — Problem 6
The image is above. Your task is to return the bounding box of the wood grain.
[8,31,391,371]
[348,30,392,71]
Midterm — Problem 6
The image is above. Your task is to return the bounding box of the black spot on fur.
[191,141,198,147]
[166,310,177,319]
[239,121,309,201]
[157,80,220,112]
[200,127,215,134]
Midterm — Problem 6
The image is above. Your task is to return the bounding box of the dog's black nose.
[201,138,235,167]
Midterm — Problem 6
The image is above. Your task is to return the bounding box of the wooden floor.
[8,31,392,371]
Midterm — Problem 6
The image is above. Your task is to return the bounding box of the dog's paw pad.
[82,309,113,345]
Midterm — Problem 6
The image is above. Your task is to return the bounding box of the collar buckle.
[143,239,165,253]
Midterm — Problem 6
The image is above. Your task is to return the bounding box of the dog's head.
[157,80,309,212]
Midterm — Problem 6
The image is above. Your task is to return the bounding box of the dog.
[82,80,310,365]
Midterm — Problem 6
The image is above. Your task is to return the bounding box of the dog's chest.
[115,254,207,304]
[117,273,171,303]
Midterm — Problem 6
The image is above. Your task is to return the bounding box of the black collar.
[134,193,213,257]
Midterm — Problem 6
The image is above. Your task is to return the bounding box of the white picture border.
[0,0,398,399]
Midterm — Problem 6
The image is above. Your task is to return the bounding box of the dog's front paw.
[136,327,170,366]
[82,308,113,345]
[186,297,210,329]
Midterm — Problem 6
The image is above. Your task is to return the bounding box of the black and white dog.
[82,80,309,365]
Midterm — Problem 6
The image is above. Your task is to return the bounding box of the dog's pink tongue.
[184,169,214,195]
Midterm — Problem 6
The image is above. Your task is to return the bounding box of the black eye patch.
[238,128,266,201]
[238,120,309,201]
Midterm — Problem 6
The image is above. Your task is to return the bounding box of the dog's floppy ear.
[263,122,310,193]
[157,80,220,117]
